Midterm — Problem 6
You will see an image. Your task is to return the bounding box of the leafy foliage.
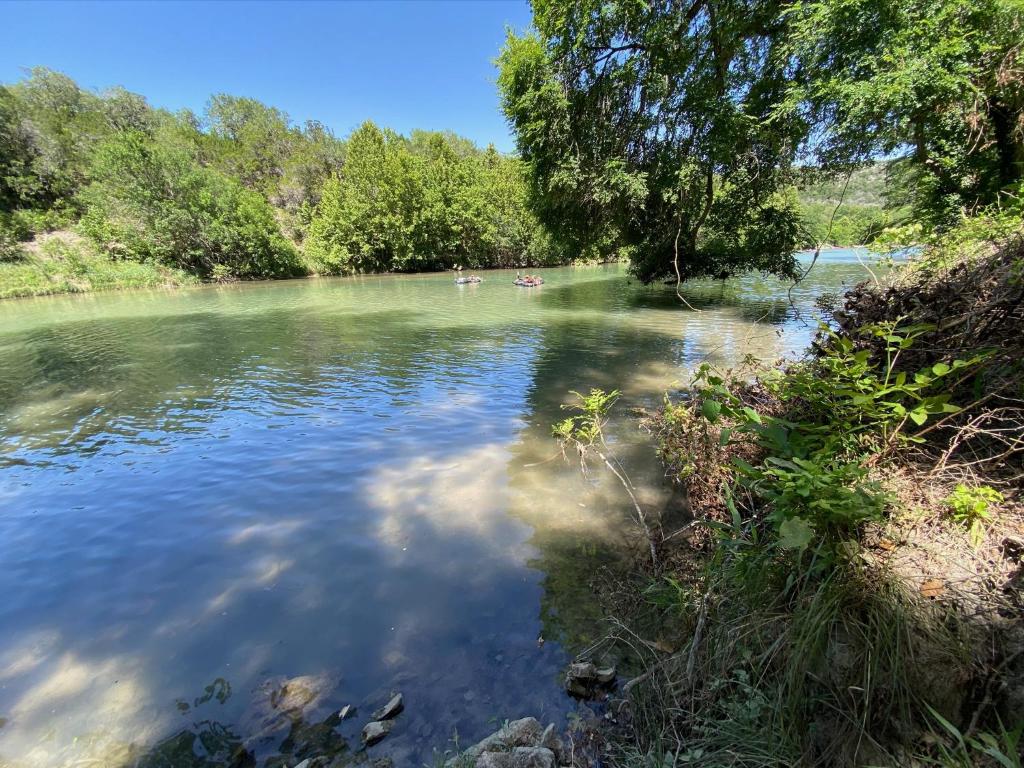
[782,0,1024,226]
[1,69,558,288]
[500,0,1022,278]
[675,321,983,554]
[945,483,1004,548]
[306,122,558,274]
[497,1,805,283]
[78,129,302,279]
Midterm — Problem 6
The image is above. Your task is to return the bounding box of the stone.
[372,693,404,721]
[475,747,555,768]
[362,720,393,746]
[566,662,598,681]
[292,760,312,768]
[566,661,617,697]
[337,704,354,721]
[445,717,543,766]
[538,723,569,765]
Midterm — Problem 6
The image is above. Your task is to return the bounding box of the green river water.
[0,253,886,767]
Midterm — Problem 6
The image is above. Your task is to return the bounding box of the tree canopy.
[0,69,558,278]
[498,0,1023,282]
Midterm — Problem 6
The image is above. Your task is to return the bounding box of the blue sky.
[0,0,533,152]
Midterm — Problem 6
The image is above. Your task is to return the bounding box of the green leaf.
[701,399,722,423]
[908,408,928,426]
[932,362,951,376]
[778,516,814,550]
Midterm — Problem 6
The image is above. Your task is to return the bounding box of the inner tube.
[513,278,544,287]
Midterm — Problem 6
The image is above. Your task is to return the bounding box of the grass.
[0,233,197,300]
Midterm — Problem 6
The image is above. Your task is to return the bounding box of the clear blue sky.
[0,0,533,152]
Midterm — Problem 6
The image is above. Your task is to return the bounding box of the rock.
[370,759,394,768]
[372,693,404,721]
[445,717,543,766]
[337,704,354,721]
[475,747,556,768]
[566,661,616,698]
[575,704,600,728]
[362,720,393,746]
[292,760,312,768]
[538,723,569,765]
[566,662,598,682]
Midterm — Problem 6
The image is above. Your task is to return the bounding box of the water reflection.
[0,256,886,766]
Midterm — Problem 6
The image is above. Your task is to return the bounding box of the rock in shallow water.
[539,723,569,765]
[362,720,393,746]
[372,693,404,721]
[565,661,616,698]
[444,717,544,767]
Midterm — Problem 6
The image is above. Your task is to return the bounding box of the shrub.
[78,130,302,279]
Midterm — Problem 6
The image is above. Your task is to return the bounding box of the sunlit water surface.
[0,253,887,767]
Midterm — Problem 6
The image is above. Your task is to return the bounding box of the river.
[0,252,886,767]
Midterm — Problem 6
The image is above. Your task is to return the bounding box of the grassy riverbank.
[584,215,1024,767]
[0,232,197,299]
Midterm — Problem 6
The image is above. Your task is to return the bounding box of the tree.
[204,94,295,195]
[305,121,422,273]
[782,0,1023,225]
[497,0,806,283]
[6,67,106,206]
[78,128,301,279]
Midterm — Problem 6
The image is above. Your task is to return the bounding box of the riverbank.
[555,225,1024,767]
[0,230,596,301]
[0,231,197,299]
[434,225,1023,768]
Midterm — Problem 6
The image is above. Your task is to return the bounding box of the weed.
[945,484,1004,548]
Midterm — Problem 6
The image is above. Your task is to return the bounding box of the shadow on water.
[0,262,878,767]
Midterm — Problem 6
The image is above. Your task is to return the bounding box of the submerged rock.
[538,723,569,765]
[337,704,354,721]
[362,720,393,746]
[372,693,404,721]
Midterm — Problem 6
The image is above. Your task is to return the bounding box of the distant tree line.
[0,68,562,277]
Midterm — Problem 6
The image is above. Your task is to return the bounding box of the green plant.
[944,484,1004,548]
[682,321,985,555]
[925,705,1022,768]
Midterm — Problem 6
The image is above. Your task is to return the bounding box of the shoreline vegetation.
[1,69,895,302]
[600,217,1024,767]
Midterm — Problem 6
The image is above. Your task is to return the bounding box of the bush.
[666,320,983,557]
[78,130,302,279]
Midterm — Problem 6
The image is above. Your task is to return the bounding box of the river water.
[0,253,885,767]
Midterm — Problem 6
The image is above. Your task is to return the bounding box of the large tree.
[497,0,807,283]
[499,0,1023,281]
[783,0,1023,226]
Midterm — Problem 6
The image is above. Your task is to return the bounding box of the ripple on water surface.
[0,256,888,766]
